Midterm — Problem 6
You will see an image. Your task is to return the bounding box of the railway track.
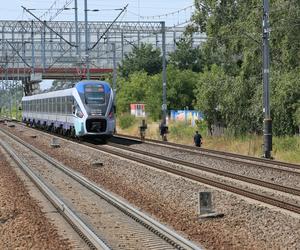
[0,141,109,250]
[105,142,300,196]
[78,141,300,214]
[113,134,300,173]
[4,119,299,173]
[2,123,300,214]
[0,127,201,250]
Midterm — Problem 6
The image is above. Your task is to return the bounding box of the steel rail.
[114,134,300,171]
[78,142,300,214]
[107,142,300,196]
[0,140,110,250]
[0,128,201,250]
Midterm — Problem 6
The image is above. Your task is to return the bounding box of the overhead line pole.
[112,43,117,102]
[262,0,272,158]
[31,20,35,74]
[161,21,167,128]
[74,0,79,56]
[84,0,90,79]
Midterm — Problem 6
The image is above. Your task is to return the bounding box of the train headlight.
[108,111,114,119]
[76,110,84,118]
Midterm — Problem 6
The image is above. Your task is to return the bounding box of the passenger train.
[22,80,115,141]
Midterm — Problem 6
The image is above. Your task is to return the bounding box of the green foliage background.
[116,0,300,136]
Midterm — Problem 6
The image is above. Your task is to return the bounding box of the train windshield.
[84,84,105,105]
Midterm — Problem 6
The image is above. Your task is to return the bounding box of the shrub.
[118,114,136,129]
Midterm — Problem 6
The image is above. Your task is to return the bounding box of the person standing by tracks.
[194,131,202,147]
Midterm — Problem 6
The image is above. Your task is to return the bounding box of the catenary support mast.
[262,0,272,158]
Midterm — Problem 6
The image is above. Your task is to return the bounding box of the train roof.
[22,88,73,101]
[22,80,111,101]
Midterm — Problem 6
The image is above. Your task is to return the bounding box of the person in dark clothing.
[159,121,168,141]
[194,131,202,147]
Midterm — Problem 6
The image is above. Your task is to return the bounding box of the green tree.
[294,105,300,134]
[189,0,300,136]
[144,73,162,120]
[168,37,203,72]
[271,70,300,135]
[194,65,228,134]
[119,43,162,77]
[116,71,150,114]
[166,65,198,110]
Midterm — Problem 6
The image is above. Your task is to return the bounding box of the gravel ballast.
[0,147,72,249]
[2,124,300,249]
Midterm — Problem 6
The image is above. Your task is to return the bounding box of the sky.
[0,0,194,26]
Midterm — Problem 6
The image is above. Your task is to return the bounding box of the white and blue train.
[22,80,115,140]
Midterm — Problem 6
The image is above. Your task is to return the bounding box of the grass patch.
[116,119,300,164]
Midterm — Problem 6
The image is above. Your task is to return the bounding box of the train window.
[66,96,73,114]
[59,97,62,113]
[85,92,105,104]
[37,99,40,112]
[84,85,105,105]
[52,98,54,113]
[49,98,52,113]
[61,97,63,113]
[57,97,60,113]
[64,96,68,114]
[51,98,54,113]
[62,97,65,114]
[55,98,58,113]
[45,99,47,113]
[52,98,55,113]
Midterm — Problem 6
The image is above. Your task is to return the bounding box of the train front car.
[74,80,115,139]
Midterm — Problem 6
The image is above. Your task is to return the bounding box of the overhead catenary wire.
[39,0,74,21]
[21,6,76,48]
[5,40,31,68]
[89,4,128,51]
